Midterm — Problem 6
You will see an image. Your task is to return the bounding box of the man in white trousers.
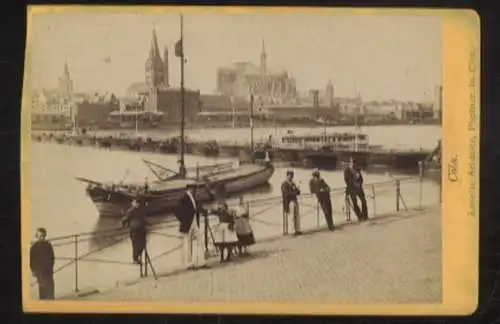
[174,183,210,270]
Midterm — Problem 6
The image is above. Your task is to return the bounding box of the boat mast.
[135,100,139,136]
[250,94,255,154]
[178,14,186,177]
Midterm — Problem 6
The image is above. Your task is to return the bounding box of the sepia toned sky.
[29,10,442,101]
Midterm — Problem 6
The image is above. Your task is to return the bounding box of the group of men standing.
[281,157,369,235]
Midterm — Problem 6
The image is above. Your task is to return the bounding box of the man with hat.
[281,169,302,236]
[174,182,210,270]
[344,157,368,221]
[309,168,335,231]
[121,197,150,265]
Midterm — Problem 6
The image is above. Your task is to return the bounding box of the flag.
[175,39,183,57]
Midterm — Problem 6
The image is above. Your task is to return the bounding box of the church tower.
[145,28,166,89]
[163,45,169,87]
[58,63,73,98]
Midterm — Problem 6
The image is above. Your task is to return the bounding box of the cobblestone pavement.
[81,206,442,304]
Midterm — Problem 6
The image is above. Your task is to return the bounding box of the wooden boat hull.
[85,163,275,218]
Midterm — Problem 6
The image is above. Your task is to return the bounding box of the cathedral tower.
[145,28,166,89]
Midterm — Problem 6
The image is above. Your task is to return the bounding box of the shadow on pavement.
[154,247,289,280]
[368,208,432,226]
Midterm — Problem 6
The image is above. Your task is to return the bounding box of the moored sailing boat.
[76,15,274,218]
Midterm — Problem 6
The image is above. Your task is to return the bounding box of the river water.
[27,125,441,299]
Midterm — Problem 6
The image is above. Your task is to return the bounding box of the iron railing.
[29,174,440,298]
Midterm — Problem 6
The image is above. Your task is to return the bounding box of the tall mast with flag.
[175,14,186,177]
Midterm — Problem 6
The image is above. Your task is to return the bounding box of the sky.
[28,9,442,101]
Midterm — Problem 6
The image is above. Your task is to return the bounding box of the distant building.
[401,101,434,121]
[31,64,76,129]
[216,40,298,104]
[75,94,120,128]
[433,85,443,121]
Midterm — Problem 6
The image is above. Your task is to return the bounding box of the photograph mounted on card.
[20,6,479,315]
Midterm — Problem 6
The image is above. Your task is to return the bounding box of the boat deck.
[147,164,268,191]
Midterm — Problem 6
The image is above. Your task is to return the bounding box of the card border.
[20,5,480,315]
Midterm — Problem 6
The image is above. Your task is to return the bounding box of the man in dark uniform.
[174,183,210,270]
[344,157,368,221]
[309,168,335,231]
[281,170,302,236]
[30,227,55,300]
[121,198,150,264]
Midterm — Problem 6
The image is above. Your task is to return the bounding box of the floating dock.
[31,131,435,171]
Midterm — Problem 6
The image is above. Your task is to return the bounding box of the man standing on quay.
[175,183,210,270]
[30,227,55,300]
[121,198,150,265]
[281,170,302,236]
[309,169,335,231]
[344,157,368,221]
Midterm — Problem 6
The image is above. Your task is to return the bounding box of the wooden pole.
[371,184,376,217]
[74,235,79,292]
[396,180,400,212]
[250,94,255,155]
[179,14,186,177]
[418,161,424,209]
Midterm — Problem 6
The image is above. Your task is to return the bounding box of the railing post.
[371,184,376,217]
[316,198,320,228]
[395,180,401,212]
[418,161,424,209]
[204,209,209,256]
[344,191,350,221]
[73,234,79,293]
[282,199,288,236]
[139,252,144,278]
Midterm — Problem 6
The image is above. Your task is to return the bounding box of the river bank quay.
[74,206,441,304]
[29,172,440,302]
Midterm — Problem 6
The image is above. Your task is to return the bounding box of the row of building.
[30,28,442,130]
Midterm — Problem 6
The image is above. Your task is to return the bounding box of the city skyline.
[29,11,442,101]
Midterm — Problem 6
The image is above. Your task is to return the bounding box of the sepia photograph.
[21,6,478,315]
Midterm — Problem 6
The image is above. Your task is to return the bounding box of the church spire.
[149,27,161,58]
[260,37,267,81]
[59,62,73,97]
[261,38,267,59]
[63,62,70,76]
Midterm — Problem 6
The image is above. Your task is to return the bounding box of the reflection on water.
[87,183,273,250]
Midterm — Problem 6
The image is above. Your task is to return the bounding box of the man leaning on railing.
[30,227,55,300]
[344,157,368,221]
[309,168,335,231]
